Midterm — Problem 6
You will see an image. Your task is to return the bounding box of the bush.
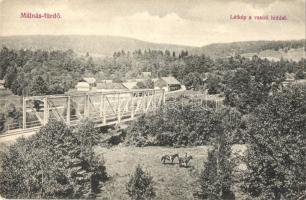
[155,131,177,146]
[126,165,155,200]
[207,73,223,95]
[295,69,305,79]
[0,120,107,199]
[126,104,243,147]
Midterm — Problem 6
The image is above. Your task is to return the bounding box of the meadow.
[95,145,247,200]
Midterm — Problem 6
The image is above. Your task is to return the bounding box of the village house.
[76,82,90,92]
[99,79,113,83]
[76,77,96,92]
[142,72,152,79]
[154,76,181,92]
[0,80,5,89]
[82,77,96,87]
[126,78,145,83]
[96,82,128,93]
[122,82,138,90]
[151,78,159,83]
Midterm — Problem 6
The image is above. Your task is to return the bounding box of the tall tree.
[242,86,306,199]
[4,64,17,89]
[29,76,49,96]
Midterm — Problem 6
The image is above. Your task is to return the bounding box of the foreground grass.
[94,145,247,200]
[0,141,247,199]
[95,146,209,199]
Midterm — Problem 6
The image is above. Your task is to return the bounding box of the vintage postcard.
[0,0,305,199]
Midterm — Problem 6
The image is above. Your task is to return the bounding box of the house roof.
[135,78,145,82]
[142,72,152,77]
[83,77,96,84]
[126,78,145,83]
[76,82,90,88]
[96,82,127,90]
[161,76,181,85]
[99,79,113,83]
[122,82,138,90]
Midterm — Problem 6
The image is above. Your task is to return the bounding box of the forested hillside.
[194,39,306,58]
[0,35,194,57]
[0,47,93,95]
[0,35,304,59]
[0,46,305,97]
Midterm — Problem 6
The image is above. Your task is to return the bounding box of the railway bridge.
[0,89,165,143]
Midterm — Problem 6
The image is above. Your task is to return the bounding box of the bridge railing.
[3,89,165,135]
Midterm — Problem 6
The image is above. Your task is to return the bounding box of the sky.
[0,0,305,46]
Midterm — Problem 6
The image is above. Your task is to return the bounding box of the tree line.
[1,46,305,97]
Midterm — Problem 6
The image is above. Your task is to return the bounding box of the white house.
[96,82,128,93]
[0,80,5,89]
[82,77,96,87]
[122,82,138,90]
[76,82,90,92]
[154,76,181,92]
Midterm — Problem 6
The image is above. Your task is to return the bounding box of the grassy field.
[94,145,247,200]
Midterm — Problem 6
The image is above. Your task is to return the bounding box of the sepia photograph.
[0,0,305,199]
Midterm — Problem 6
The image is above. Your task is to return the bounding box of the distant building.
[142,72,152,78]
[122,82,138,90]
[151,78,159,83]
[99,79,113,83]
[96,82,128,92]
[75,77,96,92]
[82,77,96,87]
[0,80,5,89]
[154,77,181,92]
[76,82,90,92]
[126,78,145,83]
[135,78,145,82]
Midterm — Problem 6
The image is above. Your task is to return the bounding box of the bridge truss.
[6,89,165,134]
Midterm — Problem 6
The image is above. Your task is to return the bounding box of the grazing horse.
[161,153,179,164]
[178,155,193,167]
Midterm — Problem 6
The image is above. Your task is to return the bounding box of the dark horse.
[161,153,179,164]
[178,155,193,167]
